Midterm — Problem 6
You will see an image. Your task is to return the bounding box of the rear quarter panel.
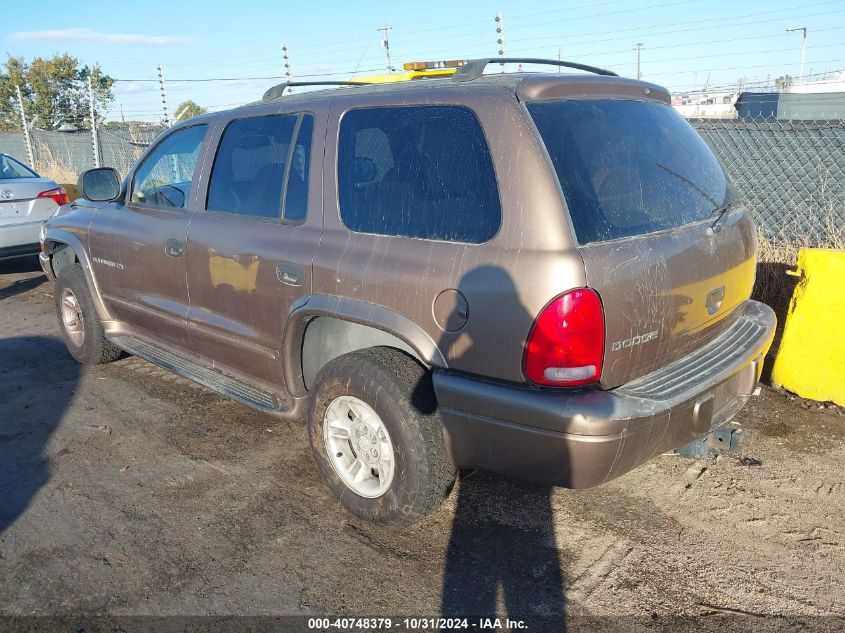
[314,84,586,383]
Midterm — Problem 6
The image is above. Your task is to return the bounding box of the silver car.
[0,153,68,261]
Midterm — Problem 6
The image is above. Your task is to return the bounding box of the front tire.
[308,347,455,528]
[54,264,122,365]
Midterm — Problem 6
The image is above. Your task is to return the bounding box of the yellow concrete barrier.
[771,248,845,406]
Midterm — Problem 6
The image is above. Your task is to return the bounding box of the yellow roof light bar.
[402,60,466,71]
[355,60,467,84]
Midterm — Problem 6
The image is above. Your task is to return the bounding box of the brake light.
[37,187,69,207]
[523,288,605,387]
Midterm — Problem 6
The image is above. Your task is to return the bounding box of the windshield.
[527,99,736,244]
[0,154,38,180]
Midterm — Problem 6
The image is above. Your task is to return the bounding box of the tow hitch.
[676,426,744,459]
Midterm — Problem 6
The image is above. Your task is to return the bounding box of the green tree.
[174,100,207,121]
[775,74,793,91]
[0,57,29,130]
[0,54,114,130]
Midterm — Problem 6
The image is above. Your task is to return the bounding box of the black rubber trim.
[0,243,40,260]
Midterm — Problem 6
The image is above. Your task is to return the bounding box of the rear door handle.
[276,262,303,286]
[165,239,184,258]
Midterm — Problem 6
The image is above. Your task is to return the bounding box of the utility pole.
[283,44,293,93]
[558,46,562,72]
[378,23,393,75]
[786,26,807,80]
[495,13,507,73]
[158,64,171,127]
[14,84,34,167]
[87,75,101,168]
[120,103,126,124]
[635,42,644,80]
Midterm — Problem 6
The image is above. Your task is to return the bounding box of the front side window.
[0,154,37,179]
[131,125,207,209]
[206,113,313,221]
[337,105,501,243]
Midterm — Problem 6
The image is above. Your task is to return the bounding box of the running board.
[109,334,282,412]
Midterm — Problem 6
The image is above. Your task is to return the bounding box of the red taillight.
[523,288,605,387]
[37,186,69,207]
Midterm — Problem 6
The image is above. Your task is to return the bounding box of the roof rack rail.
[452,58,618,82]
[262,80,374,101]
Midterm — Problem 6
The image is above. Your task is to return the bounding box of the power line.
[540,25,845,58]
[83,0,845,78]
[512,0,698,31]
[87,0,845,80]
[404,4,845,63]
[389,0,696,49]
[93,0,838,72]
[646,57,845,77]
[106,44,845,88]
[601,41,845,69]
[508,2,843,47]
[112,68,384,82]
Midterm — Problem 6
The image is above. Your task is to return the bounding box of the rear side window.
[528,99,734,244]
[207,113,313,221]
[338,105,501,243]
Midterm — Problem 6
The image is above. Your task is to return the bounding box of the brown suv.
[41,59,775,526]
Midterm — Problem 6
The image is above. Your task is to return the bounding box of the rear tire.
[55,264,122,365]
[308,347,455,528]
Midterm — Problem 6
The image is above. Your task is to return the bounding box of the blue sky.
[4,0,845,121]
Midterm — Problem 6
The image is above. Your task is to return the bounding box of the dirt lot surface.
[1,258,843,632]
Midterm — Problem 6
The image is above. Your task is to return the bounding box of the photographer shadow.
[0,336,79,534]
[434,265,567,629]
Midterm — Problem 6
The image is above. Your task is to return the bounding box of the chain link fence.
[2,113,844,250]
[689,116,845,248]
[0,124,165,188]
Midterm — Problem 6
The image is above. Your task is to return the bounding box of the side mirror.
[78,168,121,202]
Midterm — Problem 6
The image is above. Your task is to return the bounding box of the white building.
[790,71,845,94]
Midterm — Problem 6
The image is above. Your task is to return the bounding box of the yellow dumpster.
[771,248,845,406]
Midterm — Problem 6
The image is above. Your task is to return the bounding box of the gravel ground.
[1,257,843,632]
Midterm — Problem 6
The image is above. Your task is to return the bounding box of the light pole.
[786,26,807,80]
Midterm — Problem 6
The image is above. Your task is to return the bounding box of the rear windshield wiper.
[706,200,740,236]
[655,164,739,236]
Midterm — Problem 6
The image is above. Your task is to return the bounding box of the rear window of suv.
[337,105,501,243]
[527,99,735,244]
